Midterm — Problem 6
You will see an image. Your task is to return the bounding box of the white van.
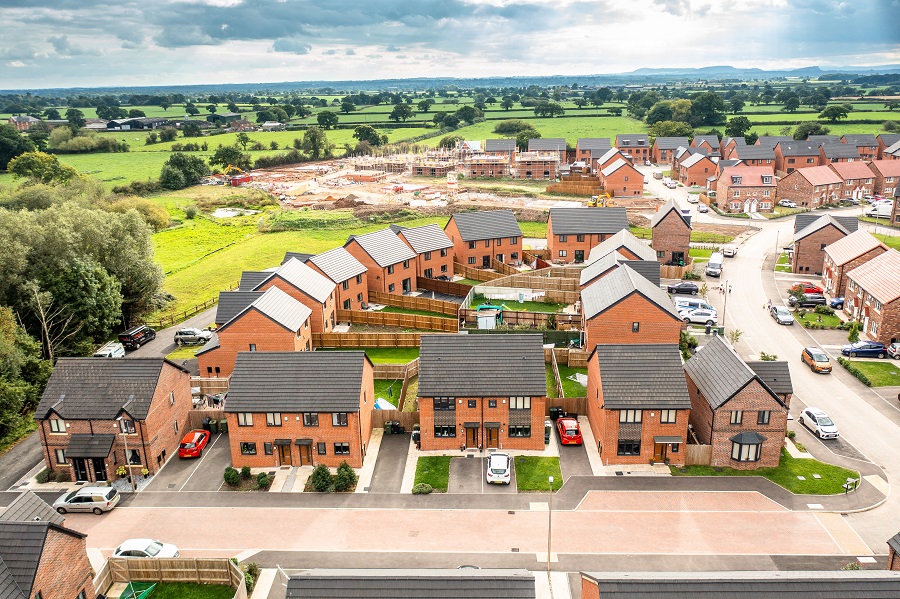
[705,252,724,277]
[722,244,738,257]
[865,203,892,218]
[93,342,125,358]
[673,297,714,313]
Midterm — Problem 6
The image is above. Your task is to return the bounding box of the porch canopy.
[653,436,683,444]
[484,422,501,429]
[273,439,291,446]
[65,434,115,458]
[295,438,313,446]
[730,431,766,444]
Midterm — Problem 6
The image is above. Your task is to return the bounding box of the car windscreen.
[565,429,579,436]
[818,416,834,426]
[180,442,195,448]
[105,489,118,500]
[64,491,78,502]
[145,542,162,557]
[811,351,828,362]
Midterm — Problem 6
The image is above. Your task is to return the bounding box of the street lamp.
[721,279,730,328]
[547,475,554,575]
[115,415,137,491]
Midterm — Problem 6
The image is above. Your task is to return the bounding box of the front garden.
[514,456,563,491]
[413,456,452,493]
[838,357,900,387]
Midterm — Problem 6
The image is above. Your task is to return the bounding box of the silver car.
[173,327,213,345]
[53,486,120,515]
[770,305,795,325]
[679,308,718,326]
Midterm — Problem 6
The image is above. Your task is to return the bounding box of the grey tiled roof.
[396,223,454,254]
[600,158,632,176]
[528,138,566,151]
[216,291,264,325]
[746,361,793,395]
[549,207,628,235]
[239,271,271,291]
[654,137,689,150]
[755,136,794,150]
[777,142,819,156]
[580,255,660,288]
[345,228,416,268]
[485,139,516,152]
[307,247,367,284]
[0,556,25,599]
[650,199,690,229]
[592,344,691,409]
[581,263,681,321]
[594,148,623,165]
[684,336,781,409]
[577,138,611,151]
[722,136,746,147]
[793,215,850,242]
[680,153,709,168]
[626,260,661,287]
[693,135,720,149]
[616,134,649,147]
[585,229,657,264]
[226,351,370,413]
[842,134,878,146]
[258,258,336,303]
[220,287,311,333]
[448,210,522,242]
[807,135,841,145]
[821,143,860,159]
[878,133,900,146]
[282,252,313,264]
[286,569,536,599]
[0,522,85,599]
[418,335,545,397]
[36,358,183,420]
[0,492,63,526]
[794,213,858,234]
[732,145,775,160]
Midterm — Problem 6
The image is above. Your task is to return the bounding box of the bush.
[111,180,162,196]
[683,271,701,280]
[240,465,251,479]
[309,464,332,492]
[412,483,433,495]
[245,562,261,580]
[814,305,835,315]
[35,469,51,484]
[759,352,778,361]
[837,357,873,386]
[848,321,861,343]
[794,442,807,453]
[184,204,198,219]
[787,430,796,440]
[52,470,71,483]
[224,467,240,487]
[334,461,358,492]
[255,472,270,490]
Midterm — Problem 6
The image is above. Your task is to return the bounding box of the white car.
[777,199,797,208]
[665,181,678,189]
[113,538,180,558]
[686,195,700,204]
[486,452,512,485]
[679,308,718,326]
[799,408,839,439]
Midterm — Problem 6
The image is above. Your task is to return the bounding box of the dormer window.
[762,176,772,184]
[731,176,742,185]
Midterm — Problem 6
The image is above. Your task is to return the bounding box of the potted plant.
[115,465,129,481]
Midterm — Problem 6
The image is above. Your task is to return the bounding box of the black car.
[666,281,699,295]
[788,293,827,307]
[118,325,156,350]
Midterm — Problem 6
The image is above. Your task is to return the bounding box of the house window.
[357,293,363,302]
[170,391,175,406]
[237,413,253,426]
[509,425,531,437]
[468,399,477,408]
[266,412,282,427]
[468,241,476,249]
[343,299,351,309]
[489,399,497,408]
[763,190,770,197]
[559,234,568,242]
[342,280,350,291]
[49,419,66,433]
[484,241,490,248]
[660,410,676,424]
[128,449,141,465]
[559,250,567,257]
[435,425,456,438]
[119,419,136,434]
[656,250,665,259]
[388,284,395,292]
[510,237,519,244]
[468,257,476,265]
[332,413,348,427]
[356,274,363,284]
[240,442,257,455]
[441,264,448,273]
[387,265,394,275]
[820,243,827,251]
[617,440,641,455]
[495,238,502,246]
[757,411,771,425]
[317,442,326,455]
[875,299,883,312]
[440,248,448,257]
[173,420,179,434]
[249,344,257,352]
[733,191,740,198]
[730,410,743,425]
[510,396,531,410]
[55,449,66,464]
[403,260,410,269]
[731,441,760,462]
[424,251,432,261]
[77,591,86,599]
[632,322,640,333]
[334,443,350,455]
[510,252,518,260]
[619,409,642,423]
[263,442,273,455]
[433,397,455,411]
[424,268,433,278]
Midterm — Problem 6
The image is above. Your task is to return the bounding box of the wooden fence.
[372,410,420,430]
[369,290,460,317]
[416,277,472,297]
[453,262,504,282]
[373,359,419,380]
[336,308,457,332]
[189,409,225,429]
[190,376,229,396]
[544,347,588,368]
[523,249,550,261]
[95,558,245,599]
[313,332,424,348]
[459,308,580,331]
[686,444,712,466]
[660,259,694,280]
[550,347,564,398]
[491,258,518,276]
[546,396,587,417]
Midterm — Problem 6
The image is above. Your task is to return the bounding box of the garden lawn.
[165,345,202,361]
[373,379,400,407]
[418,115,645,147]
[795,311,842,329]
[414,456,451,492]
[842,360,900,387]
[470,294,568,313]
[381,306,455,319]
[147,583,236,599]
[775,252,792,273]
[874,232,900,252]
[518,221,549,238]
[546,365,559,398]
[558,365,587,398]
[318,347,420,363]
[455,278,484,287]
[670,449,858,495]
[514,456,563,491]
[690,248,713,263]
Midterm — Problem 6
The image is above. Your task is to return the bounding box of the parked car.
[53,487,120,515]
[673,297,714,313]
[788,293,827,307]
[653,172,664,180]
[801,347,832,373]
[697,203,709,213]
[841,341,888,358]
[829,296,845,309]
[556,417,583,446]
[118,325,156,350]
[888,343,900,360]
[178,429,211,458]
[722,244,738,257]
[666,281,699,295]
[173,327,213,346]
[790,282,824,295]
[770,305,795,325]
[686,195,699,204]
[842,197,860,205]
[485,452,512,485]
[113,539,180,558]
[665,181,678,189]
[679,308,718,326]
[777,199,797,208]
[93,341,125,358]
[799,407,839,439]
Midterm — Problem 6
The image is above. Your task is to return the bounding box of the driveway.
[448,454,516,494]
[128,307,217,359]
[557,441,592,480]
[368,433,409,493]
[143,432,231,492]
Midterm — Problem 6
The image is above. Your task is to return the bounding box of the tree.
[209,145,251,171]
[724,116,753,139]
[0,306,51,437]
[43,108,61,120]
[885,101,899,112]
[0,124,35,170]
[236,132,251,151]
[792,121,830,140]
[159,153,209,190]
[819,105,850,122]
[182,122,202,137]
[317,110,339,129]
[646,102,674,125]
[438,134,464,149]
[455,105,482,123]
[389,103,414,122]
[7,151,79,185]
[783,96,801,113]
[38,257,123,343]
[96,105,127,120]
[159,101,171,112]
[533,102,565,117]
[206,104,218,114]
[516,129,538,151]
[159,128,177,142]
[128,109,146,118]
[500,97,514,110]
[728,96,745,114]
[417,99,434,113]
[648,120,693,139]
[689,92,727,126]
[340,101,356,115]
[185,106,200,116]
[493,119,536,135]
[300,126,333,160]
[65,108,85,132]
[352,125,386,147]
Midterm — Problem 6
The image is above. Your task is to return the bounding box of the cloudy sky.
[1,0,898,90]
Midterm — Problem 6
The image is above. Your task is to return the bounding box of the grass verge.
[839,359,900,387]
[795,311,843,329]
[690,248,713,263]
[414,456,451,492]
[514,456,563,492]
[775,252,792,273]
[149,583,236,599]
[0,419,37,458]
[317,347,420,363]
[166,345,203,361]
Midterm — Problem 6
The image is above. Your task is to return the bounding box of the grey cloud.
[653,0,689,16]
[345,49,356,55]
[273,38,312,54]
[47,35,100,56]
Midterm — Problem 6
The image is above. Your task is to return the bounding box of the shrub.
[759,351,778,361]
[837,357,872,386]
[334,461,358,492]
[35,469,51,484]
[184,204,198,219]
[241,465,251,479]
[224,467,240,487]
[683,271,701,280]
[309,464,332,492]
[412,483,433,495]
[794,442,807,453]
[53,470,71,483]
[255,472,270,490]
[112,180,162,196]
[814,305,835,315]
[848,321,861,343]
[787,430,796,440]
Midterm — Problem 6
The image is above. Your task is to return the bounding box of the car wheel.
[705,320,715,326]
[93,507,103,515]
[877,353,885,359]
[176,339,182,346]
[691,290,698,295]
[817,430,823,439]
[893,355,900,360]
[200,338,208,345]
[798,417,804,427]
[198,449,203,458]
[56,507,67,514]
[850,352,856,358]
[683,317,691,323]
[134,342,141,350]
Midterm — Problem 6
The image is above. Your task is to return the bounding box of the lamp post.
[116,416,136,491]
[722,279,730,328]
[547,475,554,575]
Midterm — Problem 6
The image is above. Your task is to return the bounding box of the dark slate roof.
[528,138,566,151]
[0,556,25,599]
[807,135,841,145]
[777,141,819,156]
[286,569,536,599]
[418,335,545,397]
[616,134,649,147]
[842,133,878,146]
[0,492,63,526]
[35,358,184,420]
[794,213,859,234]
[693,135,720,149]
[654,137,689,150]
[878,133,900,147]
[581,570,900,598]
[396,224,454,254]
[346,228,417,268]
[257,258,336,303]
[216,291,264,324]
[650,199,691,229]
[731,145,775,160]
[0,522,85,599]
[220,287,312,333]
[239,271,272,291]
[889,531,900,555]
[226,352,370,413]
[549,207,628,235]
[755,136,794,150]
[581,264,681,321]
[485,139,516,152]
[64,434,116,459]
[586,229,657,264]
[626,260,661,287]
[592,344,691,410]
[307,247,367,284]
[684,336,782,409]
[194,334,220,356]
[722,136,746,147]
[577,138,611,151]
[793,214,850,242]
[283,252,314,265]
[580,255,660,288]
[821,143,860,159]
[448,210,522,242]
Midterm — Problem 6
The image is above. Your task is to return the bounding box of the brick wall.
[444,218,522,267]
[344,238,417,295]
[601,165,643,197]
[307,262,369,311]
[546,219,613,264]
[31,528,95,599]
[823,246,887,296]
[651,211,691,264]
[792,226,847,275]
[581,577,600,599]
[717,183,775,213]
[584,295,683,349]
[415,248,454,279]
[256,278,335,334]
[679,160,714,186]
[419,395,545,451]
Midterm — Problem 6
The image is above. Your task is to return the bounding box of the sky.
[0,0,898,90]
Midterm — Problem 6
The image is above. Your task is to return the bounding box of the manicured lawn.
[514,456,563,492]
[842,360,900,387]
[165,345,203,361]
[558,365,587,398]
[670,449,858,495]
[414,456,452,492]
[690,231,736,243]
[318,347,420,363]
[148,582,236,599]
[795,311,843,329]
[690,248,713,263]
[455,278,484,287]
[470,294,568,313]
[545,365,559,398]
[874,233,900,252]
[373,379,400,407]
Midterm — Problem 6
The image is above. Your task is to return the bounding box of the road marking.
[864,474,889,495]
[814,512,873,555]
[178,432,224,492]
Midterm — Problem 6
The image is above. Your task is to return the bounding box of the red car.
[556,417,583,445]
[790,282,823,295]
[178,430,210,458]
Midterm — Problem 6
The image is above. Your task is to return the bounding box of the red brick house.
[888,141,900,161]
[822,230,888,296]
[8,115,40,131]
[445,210,523,268]
[224,351,374,469]
[584,228,657,266]
[671,146,707,176]
[581,264,683,349]
[35,358,192,483]
[593,148,626,172]
[820,143,860,164]
[774,141,821,174]
[546,207,628,264]
[893,186,900,227]
[600,159,643,197]
[528,138,567,164]
[615,134,650,164]
[692,134,720,156]
[677,153,716,186]
[720,136,745,160]
[651,136,689,165]
[715,165,776,213]
[512,151,559,180]
[345,228,418,294]
[585,343,690,465]
[307,247,369,311]
[844,249,900,345]
[729,144,776,168]
[579,253,661,291]
[461,155,510,178]
[651,199,691,266]
[866,160,900,198]
[417,334,546,451]
[829,161,875,201]
[484,138,517,159]
[877,134,900,159]
[842,134,878,161]
[792,215,851,276]
[393,223,454,279]
[198,287,313,378]
[576,138,611,166]
[684,336,789,469]
[776,166,843,209]
[253,257,337,333]
[0,520,94,599]
[746,360,794,408]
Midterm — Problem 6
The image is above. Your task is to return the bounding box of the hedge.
[837,357,873,386]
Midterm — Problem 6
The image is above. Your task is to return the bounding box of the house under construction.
[513,151,561,180]
[461,155,511,178]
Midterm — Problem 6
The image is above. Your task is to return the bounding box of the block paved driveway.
[367,433,409,493]
[143,432,231,492]
[448,454,516,494]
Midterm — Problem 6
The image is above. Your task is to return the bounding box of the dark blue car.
[841,341,887,358]
[829,297,844,309]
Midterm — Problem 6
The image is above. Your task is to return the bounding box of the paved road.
[129,307,217,359]
[367,433,409,493]
[0,431,43,492]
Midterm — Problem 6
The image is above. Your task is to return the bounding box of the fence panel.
[686,444,712,466]
[459,308,580,332]
[369,291,460,317]
[313,332,424,348]
[546,397,587,416]
[453,262,504,281]
[189,409,225,429]
[491,259,518,276]
[336,308,457,332]
[102,558,244,596]
[191,377,229,396]
[660,260,694,280]
[372,410,420,429]
[550,348,564,398]
[567,349,589,368]
[416,277,473,297]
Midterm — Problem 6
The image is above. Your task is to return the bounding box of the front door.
[486,428,499,449]
[298,444,312,466]
[92,458,107,481]
[278,444,292,466]
[574,250,585,263]
[496,254,504,264]
[465,427,478,448]
[402,278,411,293]
[72,458,89,482]
[482,255,490,268]
[653,443,667,463]
[672,251,685,266]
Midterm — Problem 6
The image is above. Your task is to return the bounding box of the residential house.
[417,334,546,451]
[886,140,900,160]
[792,215,851,276]
[822,230,888,297]
[393,223,454,279]
[677,153,716,186]
[807,135,841,146]
[585,228,658,264]
[444,210,522,268]
[512,151,559,180]
[253,258,337,333]
[615,134,650,163]
[894,186,900,226]
[746,360,794,408]
[829,161,875,201]
[8,115,40,131]
[877,134,900,159]
[528,138,566,164]
[651,137,689,165]
[820,143,860,164]
[842,134,879,161]
[546,207,628,264]
[0,491,65,527]
[692,135,720,156]
[868,160,900,198]
[774,141,821,174]
[224,351,374,468]
[484,138,517,159]
[715,165,776,213]
[844,249,900,344]
[579,253,661,290]
[720,136,745,160]
[593,147,627,172]
[462,154,510,178]
[214,290,264,327]
[306,247,369,311]
[600,159,643,197]
[344,228,418,294]
[35,357,192,483]
[651,199,691,266]
[755,136,794,150]
[197,287,312,378]
[776,166,843,209]
[0,520,94,599]
[239,269,276,291]
[282,251,314,264]
[671,146,708,175]
[684,336,789,468]
[580,264,683,349]
[585,343,690,465]
[576,138,611,165]
[729,144,776,168]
